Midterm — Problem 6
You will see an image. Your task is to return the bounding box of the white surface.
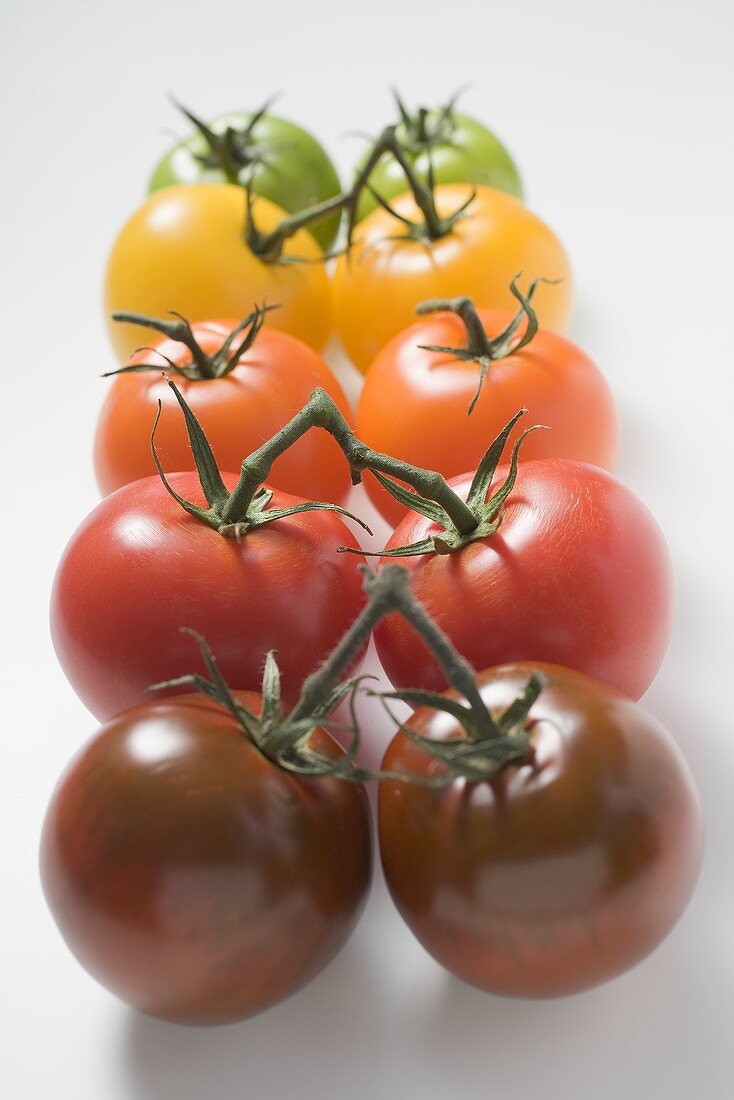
[2,1,733,1097]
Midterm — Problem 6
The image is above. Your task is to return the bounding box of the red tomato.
[379,663,703,997]
[95,318,353,503]
[356,305,619,526]
[51,472,366,720]
[373,461,673,700]
[41,693,372,1024]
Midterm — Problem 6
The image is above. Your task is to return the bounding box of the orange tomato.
[104,184,332,360]
[94,319,352,503]
[356,304,618,526]
[333,184,572,372]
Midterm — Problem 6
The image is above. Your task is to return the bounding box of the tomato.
[355,106,523,222]
[149,107,341,251]
[356,298,619,526]
[378,663,703,997]
[95,316,352,502]
[105,184,332,360]
[41,693,371,1024]
[50,472,366,720]
[373,461,673,701]
[333,184,572,372]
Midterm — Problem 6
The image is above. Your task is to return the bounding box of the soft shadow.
[121,916,386,1099]
[408,915,733,1099]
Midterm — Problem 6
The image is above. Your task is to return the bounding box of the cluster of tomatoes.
[42,92,703,1027]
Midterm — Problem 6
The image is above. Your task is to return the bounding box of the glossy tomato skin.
[379,663,703,997]
[355,111,523,221]
[95,320,352,502]
[150,111,341,251]
[41,694,372,1024]
[356,308,619,526]
[105,185,332,360]
[333,184,572,372]
[373,461,673,701]
[51,472,366,721]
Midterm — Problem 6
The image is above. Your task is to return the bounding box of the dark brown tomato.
[378,664,703,997]
[40,694,373,1024]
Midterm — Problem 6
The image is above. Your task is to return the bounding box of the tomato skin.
[373,461,673,701]
[379,663,703,997]
[105,185,332,360]
[95,320,352,502]
[333,184,572,372]
[150,111,342,251]
[41,694,372,1024]
[355,111,523,221]
[356,308,619,526]
[50,473,366,721]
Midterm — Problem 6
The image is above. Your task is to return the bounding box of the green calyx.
[377,673,545,783]
[352,409,546,559]
[151,379,372,540]
[359,124,475,244]
[106,304,277,381]
[150,565,545,784]
[417,276,556,414]
[173,95,282,184]
[391,87,465,152]
[150,629,377,781]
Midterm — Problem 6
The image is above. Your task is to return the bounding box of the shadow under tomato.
[120,561,733,1100]
[121,917,386,1099]
[409,910,731,1098]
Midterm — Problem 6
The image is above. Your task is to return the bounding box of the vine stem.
[219,387,478,536]
[246,125,400,261]
[247,124,462,261]
[419,296,496,355]
[288,565,496,740]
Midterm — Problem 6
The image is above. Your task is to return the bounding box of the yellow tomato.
[333,184,572,372]
[105,184,333,359]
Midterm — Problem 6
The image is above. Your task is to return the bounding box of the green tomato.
[355,104,523,222]
[149,106,342,252]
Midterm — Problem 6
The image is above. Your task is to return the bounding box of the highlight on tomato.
[42,562,486,1024]
[95,304,353,503]
[356,278,619,525]
[41,622,378,1024]
[333,125,572,372]
[149,97,342,251]
[104,183,334,360]
[367,411,673,701]
[378,660,703,998]
[52,382,370,721]
[354,89,523,221]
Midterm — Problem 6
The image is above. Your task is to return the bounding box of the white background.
[2,1,733,1096]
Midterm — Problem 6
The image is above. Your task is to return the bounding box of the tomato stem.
[290,565,496,740]
[346,411,546,559]
[172,95,282,184]
[416,277,554,414]
[151,565,545,783]
[391,87,467,152]
[151,380,373,538]
[243,127,394,261]
[246,123,472,262]
[105,304,278,381]
[151,380,541,561]
[219,386,479,537]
